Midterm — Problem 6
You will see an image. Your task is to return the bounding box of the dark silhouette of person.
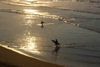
[41,21,44,28]
[52,39,60,54]
[41,21,44,24]
[52,39,60,46]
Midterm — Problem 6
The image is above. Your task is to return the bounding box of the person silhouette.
[52,39,60,55]
[52,39,60,46]
[41,21,45,28]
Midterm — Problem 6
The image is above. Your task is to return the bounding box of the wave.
[0,8,100,34]
[50,6,100,15]
[76,53,100,59]
[1,0,100,15]
[77,48,100,52]
[0,0,38,6]
[0,0,100,34]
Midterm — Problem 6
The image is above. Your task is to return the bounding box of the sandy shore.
[0,44,64,67]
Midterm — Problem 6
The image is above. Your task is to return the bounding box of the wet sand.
[0,44,64,67]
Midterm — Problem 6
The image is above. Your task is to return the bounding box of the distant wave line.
[0,8,100,34]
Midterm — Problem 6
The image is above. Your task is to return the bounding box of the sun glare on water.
[23,9,49,15]
[27,0,33,1]
[24,9,38,14]
[19,31,40,54]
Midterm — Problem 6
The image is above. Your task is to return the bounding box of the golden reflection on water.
[24,19,33,26]
[37,23,54,26]
[23,9,35,26]
[19,8,58,54]
[8,0,52,6]
[23,9,60,20]
[53,0,58,2]
[23,9,61,27]
[24,9,38,14]
[23,9,49,15]
[19,31,40,54]
[19,9,41,54]
[26,0,34,1]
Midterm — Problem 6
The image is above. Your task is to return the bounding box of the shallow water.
[0,0,100,67]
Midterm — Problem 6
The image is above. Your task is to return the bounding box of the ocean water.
[0,0,100,67]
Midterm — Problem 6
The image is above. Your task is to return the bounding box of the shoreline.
[0,44,64,67]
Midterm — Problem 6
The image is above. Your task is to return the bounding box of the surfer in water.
[52,39,60,54]
[41,21,45,28]
[52,39,60,46]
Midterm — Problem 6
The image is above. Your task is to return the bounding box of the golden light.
[23,9,49,15]
[24,19,33,26]
[25,36,36,50]
[37,23,54,26]
[23,10,36,26]
[24,9,40,14]
[53,0,58,2]
[19,31,40,54]
[26,0,34,1]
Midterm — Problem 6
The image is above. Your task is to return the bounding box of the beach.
[0,0,100,67]
[0,44,63,67]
